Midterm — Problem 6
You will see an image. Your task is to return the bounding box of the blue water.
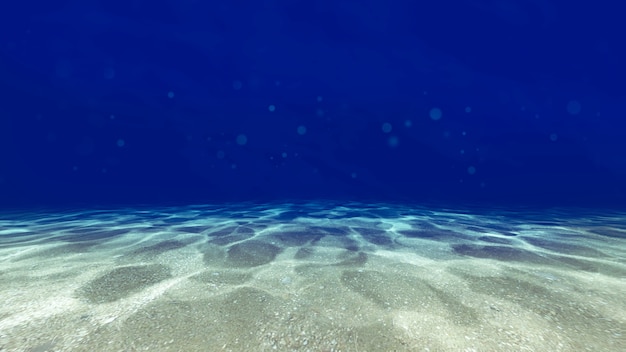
[3,4,626,350]
[1,0,625,209]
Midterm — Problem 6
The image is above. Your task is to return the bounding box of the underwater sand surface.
[0,202,625,351]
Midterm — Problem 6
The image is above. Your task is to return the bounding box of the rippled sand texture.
[1,203,625,351]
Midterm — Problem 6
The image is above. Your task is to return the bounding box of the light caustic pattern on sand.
[0,202,625,351]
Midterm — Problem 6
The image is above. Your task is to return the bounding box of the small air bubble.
[429,107,442,121]
[103,68,115,79]
[566,100,581,115]
[236,134,248,146]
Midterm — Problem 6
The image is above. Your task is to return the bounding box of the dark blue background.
[1,0,625,208]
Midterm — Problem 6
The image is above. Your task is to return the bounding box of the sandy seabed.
[0,202,625,351]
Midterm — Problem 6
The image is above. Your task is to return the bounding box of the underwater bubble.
[429,107,442,121]
[388,136,399,148]
[103,68,115,79]
[236,134,248,146]
[566,100,581,115]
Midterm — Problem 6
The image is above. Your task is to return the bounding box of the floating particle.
[236,134,248,146]
[388,136,399,148]
[566,100,581,115]
[429,107,442,121]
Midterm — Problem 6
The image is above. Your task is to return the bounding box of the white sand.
[1,203,625,351]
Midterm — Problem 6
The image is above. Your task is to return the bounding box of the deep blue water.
[1,0,625,209]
